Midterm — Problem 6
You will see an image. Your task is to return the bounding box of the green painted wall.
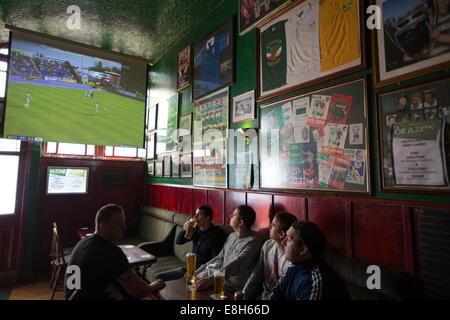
[148,1,450,205]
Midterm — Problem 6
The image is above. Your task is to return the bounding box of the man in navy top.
[64,204,165,300]
[154,205,227,281]
[270,220,348,300]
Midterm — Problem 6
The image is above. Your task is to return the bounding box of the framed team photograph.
[239,0,293,35]
[155,161,163,177]
[147,161,155,176]
[171,153,180,178]
[232,90,256,124]
[146,132,156,160]
[192,16,235,100]
[374,0,450,87]
[163,155,171,177]
[180,153,193,178]
[177,44,192,91]
[377,77,450,193]
[257,0,365,101]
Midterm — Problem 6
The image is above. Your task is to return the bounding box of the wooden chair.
[49,222,71,300]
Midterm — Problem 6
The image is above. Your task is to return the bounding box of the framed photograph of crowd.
[180,153,193,178]
[232,90,256,124]
[177,44,192,91]
[192,17,235,100]
[259,76,370,194]
[377,77,450,193]
[374,0,450,87]
[257,0,365,101]
[239,0,293,35]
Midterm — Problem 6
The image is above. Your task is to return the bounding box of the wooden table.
[157,278,233,300]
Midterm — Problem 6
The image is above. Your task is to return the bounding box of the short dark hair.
[95,204,124,230]
[236,205,256,229]
[291,220,326,257]
[274,212,297,233]
[197,205,213,219]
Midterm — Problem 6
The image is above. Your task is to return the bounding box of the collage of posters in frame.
[377,77,450,193]
[374,0,450,87]
[193,87,229,188]
[259,77,370,194]
[257,0,364,101]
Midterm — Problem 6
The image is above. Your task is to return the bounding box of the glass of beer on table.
[185,218,198,239]
[186,252,197,286]
[213,268,226,299]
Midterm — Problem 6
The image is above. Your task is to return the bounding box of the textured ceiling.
[0,0,222,62]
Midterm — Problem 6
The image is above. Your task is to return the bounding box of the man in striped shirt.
[269,220,348,300]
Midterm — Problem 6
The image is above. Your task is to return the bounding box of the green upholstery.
[147,256,186,281]
[172,214,193,262]
[323,252,408,300]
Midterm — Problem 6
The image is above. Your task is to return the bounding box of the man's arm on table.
[116,269,165,299]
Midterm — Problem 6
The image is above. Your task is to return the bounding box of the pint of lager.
[186,252,197,284]
[185,218,198,239]
[213,269,226,299]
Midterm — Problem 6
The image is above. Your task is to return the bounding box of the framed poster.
[155,161,163,177]
[239,0,293,35]
[373,0,450,87]
[157,94,179,154]
[146,132,156,159]
[259,77,370,194]
[177,44,192,91]
[193,139,227,188]
[147,104,158,132]
[163,155,171,177]
[257,0,365,101]
[179,113,192,135]
[147,161,154,176]
[193,16,235,100]
[232,90,256,124]
[180,153,193,178]
[172,153,180,178]
[377,77,450,193]
[193,87,229,143]
[46,167,89,195]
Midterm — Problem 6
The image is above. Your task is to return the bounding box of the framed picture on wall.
[146,132,156,159]
[192,16,235,100]
[257,0,365,101]
[147,161,154,176]
[180,153,193,178]
[373,0,450,87]
[155,161,163,177]
[156,94,179,154]
[232,90,256,124]
[147,104,158,132]
[163,155,171,177]
[179,113,192,135]
[377,77,450,193]
[171,153,180,178]
[239,0,293,35]
[177,44,192,91]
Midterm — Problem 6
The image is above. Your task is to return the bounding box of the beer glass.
[186,252,197,285]
[213,268,226,299]
[184,218,198,239]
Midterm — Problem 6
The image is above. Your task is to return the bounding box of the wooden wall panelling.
[272,195,306,221]
[307,198,348,256]
[207,190,225,224]
[179,188,193,216]
[352,203,406,271]
[225,191,246,225]
[246,193,272,232]
[193,189,207,214]
[401,207,415,274]
[158,185,169,210]
[168,187,180,212]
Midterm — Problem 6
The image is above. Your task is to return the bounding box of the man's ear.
[279,230,286,239]
[299,244,310,256]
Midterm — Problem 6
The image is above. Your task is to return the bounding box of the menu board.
[259,77,370,194]
[47,167,89,194]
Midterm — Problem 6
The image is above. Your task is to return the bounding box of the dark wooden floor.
[9,273,64,300]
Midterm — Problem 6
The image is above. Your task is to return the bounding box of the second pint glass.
[184,218,198,239]
[186,252,196,285]
[213,269,226,299]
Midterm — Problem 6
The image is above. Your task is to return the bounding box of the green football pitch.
[3,82,145,147]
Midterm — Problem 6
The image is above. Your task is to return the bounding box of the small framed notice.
[46,167,89,195]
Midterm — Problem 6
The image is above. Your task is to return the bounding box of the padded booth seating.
[323,252,424,300]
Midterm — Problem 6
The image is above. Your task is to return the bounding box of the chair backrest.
[50,222,66,265]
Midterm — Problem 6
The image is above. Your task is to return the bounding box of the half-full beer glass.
[185,218,198,239]
[186,252,197,285]
[213,269,226,299]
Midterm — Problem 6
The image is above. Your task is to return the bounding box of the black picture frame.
[146,132,156,160]
[192,16,235,101]
[180,153,193,178]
